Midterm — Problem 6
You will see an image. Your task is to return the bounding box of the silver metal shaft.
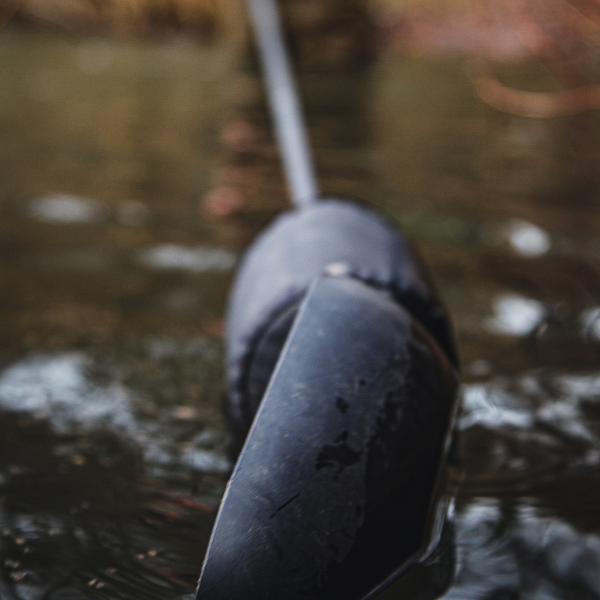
[247,0,319,208]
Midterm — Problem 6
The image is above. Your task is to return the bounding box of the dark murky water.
[1,13,600,600]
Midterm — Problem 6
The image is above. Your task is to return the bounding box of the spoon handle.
[247,0,320,208]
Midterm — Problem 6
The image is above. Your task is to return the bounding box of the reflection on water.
[0,349,232,475]
[0,6,599,599]
[582,308,600,341]
[452,371,600,598]
[0,345,230,598]
[445,498,600,600]
[0,353,134,435]
[506,220,551,258]
[461,373,600,465]
[485,294,546,337]
[137,245,236,273]
[28,194,110,225]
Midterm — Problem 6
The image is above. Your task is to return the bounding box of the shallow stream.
[0,13,600,600]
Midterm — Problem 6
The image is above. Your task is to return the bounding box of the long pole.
[246,0,320,209]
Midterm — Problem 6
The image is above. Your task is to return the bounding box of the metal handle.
[246,0,320,208]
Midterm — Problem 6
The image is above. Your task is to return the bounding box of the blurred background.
[0,0,600,598]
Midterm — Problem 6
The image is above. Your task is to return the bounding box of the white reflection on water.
[28,194,108,224]
[507,220,551,258]
[581,307,600,341]
[485,294,546,336]
[460,384,534,430]
[460,373,600,466]
[0,353,134,435]
[0,353,231,475]
[137,244,236,273]
[442,498,600,599]
[183,448,230,473]
[442,498,519,599]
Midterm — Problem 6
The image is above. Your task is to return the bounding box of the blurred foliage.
[376,0,600,116]
[3,0,600,115]
[2,0,227,38]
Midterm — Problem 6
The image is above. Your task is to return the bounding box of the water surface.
[0,17,600,600]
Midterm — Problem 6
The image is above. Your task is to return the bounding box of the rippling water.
[0,14,599,600]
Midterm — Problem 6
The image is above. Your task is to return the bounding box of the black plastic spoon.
[195,1,459,598]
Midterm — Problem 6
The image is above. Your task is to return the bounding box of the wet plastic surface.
[225,199,455,432]
[199,275,456,599]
